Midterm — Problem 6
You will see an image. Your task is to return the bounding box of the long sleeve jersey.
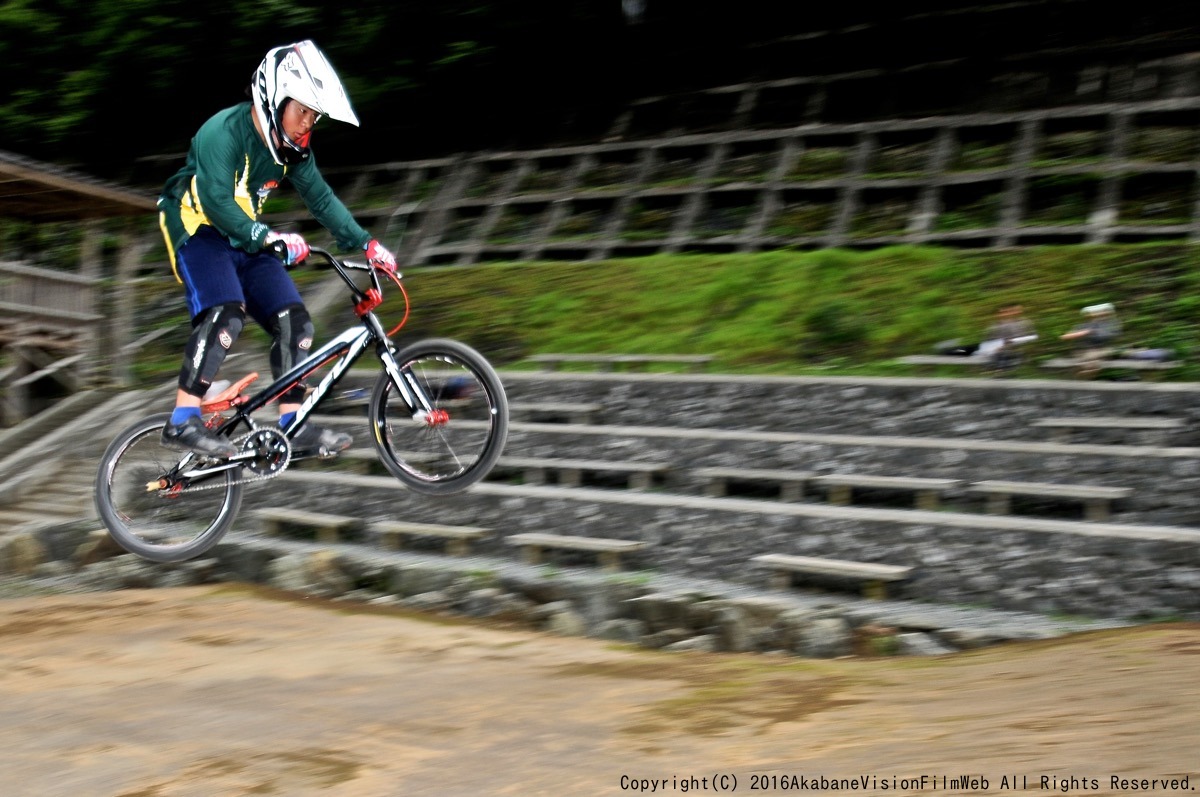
[158,102,370,258]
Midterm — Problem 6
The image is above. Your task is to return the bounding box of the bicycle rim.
[94,413,243,563]
[370,338,508,495]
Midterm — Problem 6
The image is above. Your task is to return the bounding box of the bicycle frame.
[170,248,436,483]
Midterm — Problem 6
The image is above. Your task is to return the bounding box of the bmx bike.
[94,246,509,563]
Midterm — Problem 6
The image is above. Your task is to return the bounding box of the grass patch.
[121,242,1200,384]
[390,243,1200,377]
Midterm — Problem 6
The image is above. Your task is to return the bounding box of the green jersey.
[158,102,370,257]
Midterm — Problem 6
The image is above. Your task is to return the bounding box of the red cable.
[378,267,410,337]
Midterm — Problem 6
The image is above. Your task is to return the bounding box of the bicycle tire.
[94,413,244,563]
[369,338,509,495]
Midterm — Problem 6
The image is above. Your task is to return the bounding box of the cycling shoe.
[160,416,238,458]
[289,423,353,458]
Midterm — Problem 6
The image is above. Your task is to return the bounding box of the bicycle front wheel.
[370,338,509,495]
[94,413,243,563]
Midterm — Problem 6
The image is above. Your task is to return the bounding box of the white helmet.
[251,40,359,166]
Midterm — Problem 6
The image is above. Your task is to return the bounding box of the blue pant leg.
[175,226,246,319]
[238,251,305,328]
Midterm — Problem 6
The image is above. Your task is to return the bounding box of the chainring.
[239,426,292,476]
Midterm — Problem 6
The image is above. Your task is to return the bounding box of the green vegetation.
[1034,130,1106,166]
[0,2,625,178]
[786,148,849,180]
[867,142,932,177]
[1127,127,1199,164]
[120,243,1200,383]
[767,203,834,238]
[951,142,1011,172]
[934,193,1003,231]
[385,243,1200,379]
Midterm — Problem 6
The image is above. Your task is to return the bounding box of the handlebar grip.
[266,240,294,267]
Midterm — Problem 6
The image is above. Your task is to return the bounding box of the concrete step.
[493,370,1200,445]
[213,531,1129,651]
[478,421,1197,527]
[266,469,1200,623]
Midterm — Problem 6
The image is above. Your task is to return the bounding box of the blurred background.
[5,0,1197,179]
[4,0,1200,410]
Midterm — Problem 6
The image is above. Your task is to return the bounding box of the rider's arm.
[190,114,274,252]
[288,154,373,252]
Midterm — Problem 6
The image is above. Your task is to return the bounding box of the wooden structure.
[371,520,490,556]
[270,96,1200,267]
[1031,416,1186,445]
[966,479,1133,522]
[751,553,914,600]
[0,149,156,425]
[505,532,648,572]
[252,507,365,544]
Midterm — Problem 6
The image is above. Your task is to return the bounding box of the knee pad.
[178,302,245,398]
[268,304,314,403]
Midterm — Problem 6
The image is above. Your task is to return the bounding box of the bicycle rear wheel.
[94,413,243,563]
[370,338,508,495]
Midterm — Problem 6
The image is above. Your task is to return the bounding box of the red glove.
[365,239,397,275]
[264,231,309,267]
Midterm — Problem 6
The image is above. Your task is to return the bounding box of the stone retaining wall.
[273,473,1200,622]
[0,520,1128,660]
[496,372,1200,444]
[500,425,1200,527]
[302,373,1200,621]
[11,374,1198,643]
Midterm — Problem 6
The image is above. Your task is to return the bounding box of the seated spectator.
[1061,302,1121,378]
[935,305,1037,372]
[978,304,1037,372]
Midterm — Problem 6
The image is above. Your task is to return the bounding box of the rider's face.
[281,100,320,147]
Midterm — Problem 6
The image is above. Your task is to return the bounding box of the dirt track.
[0,585,1196,796]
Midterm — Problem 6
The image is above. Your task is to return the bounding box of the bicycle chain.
[171,428,292,493]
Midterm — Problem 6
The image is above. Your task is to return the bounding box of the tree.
[0,0,630,178]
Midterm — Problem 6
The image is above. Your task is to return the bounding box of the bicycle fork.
[378,344,449,427]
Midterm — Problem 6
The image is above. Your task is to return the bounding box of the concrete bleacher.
[272,468,1200,621]
[6,368,1200,625]
[966,480,1133,522]
[751,553,914,600]
[492,420,1196,526]
[1031,416,1186,445]
[312,368,1200,530]
[338,447,670,491]
[494,370,1200,445]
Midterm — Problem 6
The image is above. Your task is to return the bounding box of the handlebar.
[297,246,410,335]
[302,245,388,290]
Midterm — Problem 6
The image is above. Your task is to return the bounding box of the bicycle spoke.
[371,340,508,494]
[95,414,242,562]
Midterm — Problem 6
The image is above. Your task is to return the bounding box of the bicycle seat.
[200,372,259,412]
